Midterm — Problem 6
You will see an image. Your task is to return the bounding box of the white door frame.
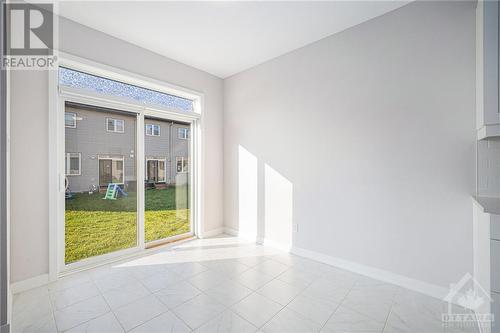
[48,53,203,278]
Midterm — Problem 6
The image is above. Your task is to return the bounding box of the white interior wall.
[10,1,477,293]
[9,16,224,283]
[223,0,476,290]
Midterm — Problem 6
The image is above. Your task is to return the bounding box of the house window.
[65,153,81,176]
[106,118,124,133]
[65,112,77,128]
[98,156,124,186]
[176,157,188,173]
[145,124,160,136]
[178,127,189,139]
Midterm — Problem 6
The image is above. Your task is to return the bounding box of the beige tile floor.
[11,235,478,332]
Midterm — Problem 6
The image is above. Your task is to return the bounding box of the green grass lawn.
[65,187,190,263]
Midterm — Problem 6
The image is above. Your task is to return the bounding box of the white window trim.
[49,52,203,279]
[97,155,125,185]
[65,153,81,176]
[176,156,189,173]
[178,127,189,139]
[145,158,167,182]
[65,112,77,128]
[145,124,161,137]
[106,117,125,133]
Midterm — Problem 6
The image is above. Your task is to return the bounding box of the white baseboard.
[262,239,292,252]
[11,274,49,294]
[223,228,291,251]
[223,226,451,303]
[199,227,225,238]
[223,227,238,236]
[223,227,258,242]
[291,246,451,301]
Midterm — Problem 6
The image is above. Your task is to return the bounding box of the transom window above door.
[106,118,125,133]
[146,124,160,136]
[59,67,195,112]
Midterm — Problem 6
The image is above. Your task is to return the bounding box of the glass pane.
[146,160,155,182]
[65,102,137,264]
[59,67,194,112]
[65,113,75,127]
[107,118,114,131]
[116,120,124,133]
[112,160,124,183]
[145,117,190,243]
[158,161,165,182]
[99,159,112,186]
[70,156,79,173]
[65,154,69,174]
[176,159,182,173]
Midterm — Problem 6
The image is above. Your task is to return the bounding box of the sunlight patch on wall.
[238,145,258,238]
[264,164,293,249]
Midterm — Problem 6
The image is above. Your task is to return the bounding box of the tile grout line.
[57,278,115,332]
[50,279,101,315]
[209,256,292,330]
[109,309,127,333]
[56,271,155,332]
[251,259,327,331]
[161,265,234,331]
[97,281,127,333]
[318,276,360,332]
[168,306,196,332]
[46,287,60,333]
[50,275,110,332]
[133,270,204,332]
[120,293,173,332]
[56,298,110,332]
[381,302,395,333]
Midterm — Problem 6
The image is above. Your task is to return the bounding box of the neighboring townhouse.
[65,103,190,193]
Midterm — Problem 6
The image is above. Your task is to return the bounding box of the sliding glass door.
[64,102,138,264]
[144,116,191,245]
[58,65,199,271]
[63,106,193,265]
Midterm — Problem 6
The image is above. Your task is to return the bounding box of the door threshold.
[59,235,197,279]
[146,233,195,249]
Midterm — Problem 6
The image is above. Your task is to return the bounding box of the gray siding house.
[65,103,190,193]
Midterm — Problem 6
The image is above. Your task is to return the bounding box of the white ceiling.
[59,1,409,78]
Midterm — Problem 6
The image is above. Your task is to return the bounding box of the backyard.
[65,187,189,263]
